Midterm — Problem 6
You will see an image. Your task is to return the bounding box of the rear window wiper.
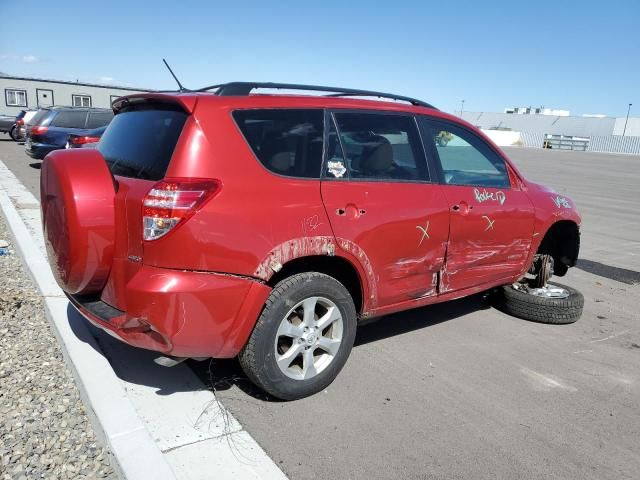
[107,161,154,180]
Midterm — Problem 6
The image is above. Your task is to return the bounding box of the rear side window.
[233,109,324,178]
[331,112,428,182]
[86,110,113,129]
[51,110,88,128]
[98,107,187,181]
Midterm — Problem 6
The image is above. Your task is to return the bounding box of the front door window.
[430,124,510,188]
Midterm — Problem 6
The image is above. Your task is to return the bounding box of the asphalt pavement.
[1,135,639,480]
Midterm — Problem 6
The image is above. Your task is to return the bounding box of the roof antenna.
[162,58,187,92]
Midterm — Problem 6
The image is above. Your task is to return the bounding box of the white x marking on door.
[416,221,430,246]
[482,215,495,231]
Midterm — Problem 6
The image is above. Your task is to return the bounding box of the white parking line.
[0,159,287,480]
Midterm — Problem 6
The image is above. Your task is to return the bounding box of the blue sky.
[1,0,638,116]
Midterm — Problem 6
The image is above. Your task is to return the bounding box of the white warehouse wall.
[613,117,640,136]
[0,75,148,116]
[481,129,522,146]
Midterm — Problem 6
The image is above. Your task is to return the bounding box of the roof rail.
[196,82,436,109]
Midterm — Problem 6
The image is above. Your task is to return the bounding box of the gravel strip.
[0,213,114,479]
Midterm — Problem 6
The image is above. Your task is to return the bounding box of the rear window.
[29,109,51,126]
[86,110,113,129]
[98,106,187,181]
[51,110,88,128]
[233,109,324,178]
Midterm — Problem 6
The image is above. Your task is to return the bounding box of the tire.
[493,282,583,324]
[239,272,357,400]
[9,125,20,141]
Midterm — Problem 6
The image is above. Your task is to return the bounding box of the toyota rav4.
[40,83,582,400]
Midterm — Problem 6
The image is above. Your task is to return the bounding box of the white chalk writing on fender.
[552,195,571,208]
[474,188,506,205]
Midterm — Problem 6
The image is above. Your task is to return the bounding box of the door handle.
[452,202,472,214]
[336,204,363,219]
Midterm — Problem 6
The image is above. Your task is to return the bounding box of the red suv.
[41,83,582,400]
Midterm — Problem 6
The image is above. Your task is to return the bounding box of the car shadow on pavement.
[354,293,489,346]
[190,293,493,402]
[576,258,640,285]
[66,294,492,401]
[66,304,208,396]
[29,162,42,170]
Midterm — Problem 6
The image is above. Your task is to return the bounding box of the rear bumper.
[26,143,59,159]
[68,265,271,358]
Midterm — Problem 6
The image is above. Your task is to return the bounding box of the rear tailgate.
[97,101,189,310]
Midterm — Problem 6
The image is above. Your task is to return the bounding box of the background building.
[460,110,640,137]
[0,73,148,116]
[504,106,570,116]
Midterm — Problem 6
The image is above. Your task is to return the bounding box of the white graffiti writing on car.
[552,195,572,209]
[302,214,323,234]
[474,188,506,205]
[482,215,495,231]
[416,221,430,247]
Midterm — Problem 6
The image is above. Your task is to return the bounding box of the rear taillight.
[31,125,48,135]
[70,135,101,145]
[142,178,221,241]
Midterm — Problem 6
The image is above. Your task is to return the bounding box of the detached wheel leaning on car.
[239,272,357,400]
[494,282,584,324]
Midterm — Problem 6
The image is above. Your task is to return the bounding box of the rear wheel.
[9,125,21,141]
[239,272,357,400]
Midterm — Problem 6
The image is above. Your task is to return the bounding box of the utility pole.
[460,99,465,118]
[622,103,632,136]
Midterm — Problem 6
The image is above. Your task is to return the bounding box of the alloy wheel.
[274,296,344,381]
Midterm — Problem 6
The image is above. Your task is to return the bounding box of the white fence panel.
[518,131,640,155]
[520,132,544,148]
[587,136,640,155]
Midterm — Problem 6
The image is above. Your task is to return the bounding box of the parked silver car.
[0,109,38,141]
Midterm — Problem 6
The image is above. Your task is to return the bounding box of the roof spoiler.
[111,93,197,114]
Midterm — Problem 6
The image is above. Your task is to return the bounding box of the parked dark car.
[66,125,107,149]
[0,114,17,137]
[25,107,113,159]
[13,110,39,142]
[0,110,38,140]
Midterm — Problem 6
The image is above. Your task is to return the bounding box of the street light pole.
[460,99,465,118]
[622,103,632,136]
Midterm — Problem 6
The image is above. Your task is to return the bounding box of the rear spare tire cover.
[41,149,115,295]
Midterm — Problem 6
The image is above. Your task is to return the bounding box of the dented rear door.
[321,110,450,310]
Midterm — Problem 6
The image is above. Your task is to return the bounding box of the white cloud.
[0,54,40,63]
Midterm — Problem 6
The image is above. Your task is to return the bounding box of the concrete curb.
[0,158,288,480]
[0,190,177,479]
